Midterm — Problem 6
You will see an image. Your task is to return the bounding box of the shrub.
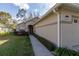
[0,31,9,36]
[54,47,79,56]
[33,33,56,51]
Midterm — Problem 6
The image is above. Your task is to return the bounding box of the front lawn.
[0,34,33,56]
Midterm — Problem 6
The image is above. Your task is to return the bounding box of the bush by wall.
[32,33,79,56]
[54,47,79,56]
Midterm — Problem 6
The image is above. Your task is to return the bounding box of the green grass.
[0,34,33,56]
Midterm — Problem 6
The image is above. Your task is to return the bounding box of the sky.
[0,3,55,21]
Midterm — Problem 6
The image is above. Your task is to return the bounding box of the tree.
[9,21,17,29]
[16,9,27,23]
[28,12,33,20]
[0,11,11,24]
[16,9,26,18]
[0,11,16,30]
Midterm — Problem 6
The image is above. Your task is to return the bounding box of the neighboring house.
[0,24,12,32]
[16,17,39,32]
[16,22,26,31]
[25,17,39,32]
[0,19,15,33]
[34,3,79,51]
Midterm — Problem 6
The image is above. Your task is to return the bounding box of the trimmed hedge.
[33,33,56,51]
[54,48,79,56]
[0,31,12,36]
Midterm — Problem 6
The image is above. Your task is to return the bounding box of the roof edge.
[33,3,62,25]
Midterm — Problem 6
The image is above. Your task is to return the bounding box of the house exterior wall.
[16,23,26,31]
[34,12,58,46]
[60,7,79,50]
[34,5,79,50]
[25,21,35,32]
[21,24,26,30]
[16,4,79,50]
[16,25,20,31]
[25,21,32,32]
[25,17,39,32]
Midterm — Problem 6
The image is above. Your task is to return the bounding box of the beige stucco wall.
[34,6,79,50]
[60,7,79,50]
[34,12,58,46]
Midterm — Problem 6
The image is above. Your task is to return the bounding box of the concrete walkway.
[29,35,53,56]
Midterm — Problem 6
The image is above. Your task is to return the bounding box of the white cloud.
[13,3,29,10]
[34,9,38,12]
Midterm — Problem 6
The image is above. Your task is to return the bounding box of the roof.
[17,3,79,26]
[17,3,62,26]
[33,3,62,25]
[17,17,39,25]
[34,3,79,25]
[24,17,39,23]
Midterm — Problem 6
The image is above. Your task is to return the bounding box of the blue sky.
[0,3,55,20]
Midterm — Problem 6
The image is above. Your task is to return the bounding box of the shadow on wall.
[32,33,57,51]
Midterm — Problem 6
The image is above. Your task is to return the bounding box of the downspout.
[53,9,61,47]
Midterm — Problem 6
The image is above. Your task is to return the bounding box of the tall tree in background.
[16,8,39,23]
[16,9,27,23]
[16,9,26,18]
[0,11,11,24]
[0,11,17,29]
[28,12,33,20]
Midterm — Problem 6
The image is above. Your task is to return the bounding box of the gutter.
[53,9,61,47]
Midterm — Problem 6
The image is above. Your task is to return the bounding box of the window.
[65,15,69,20]
[64,15,71,21]
[74,19,77,23]
[72,16,78,23]
[65,15,69,18]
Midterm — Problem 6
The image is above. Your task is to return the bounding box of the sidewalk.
[29,35,53,56]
